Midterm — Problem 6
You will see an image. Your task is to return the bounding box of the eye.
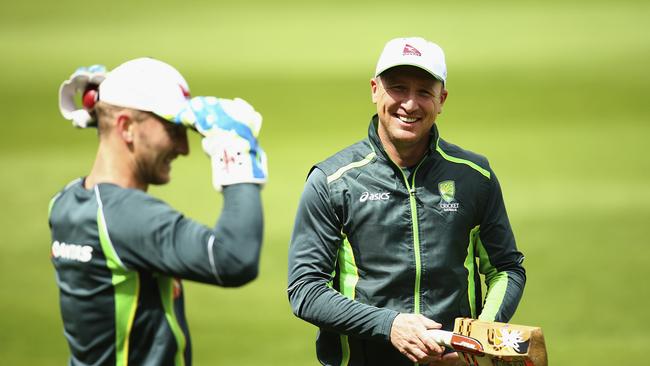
[418,89,434,97]
[388,85,407,93]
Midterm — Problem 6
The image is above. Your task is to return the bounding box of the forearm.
[287,168,397,340]
[478,170,526,322]
[479,265,526,322]
[288,277,398,341]
[211,183,263,286]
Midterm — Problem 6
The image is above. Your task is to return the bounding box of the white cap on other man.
[99,57,191,123]
[375,37,447,86]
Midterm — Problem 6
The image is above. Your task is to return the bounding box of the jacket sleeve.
[102,183,262,287]
[476,170,526,322]
[287,168,398,342]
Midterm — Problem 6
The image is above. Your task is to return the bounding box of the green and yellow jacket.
[49,181,262,366]
[288,115,526,366]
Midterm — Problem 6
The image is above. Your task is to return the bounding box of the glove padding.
[179,96,267,191]
[58,65,107,128]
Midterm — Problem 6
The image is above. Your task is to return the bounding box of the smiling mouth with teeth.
[397,115,419,123]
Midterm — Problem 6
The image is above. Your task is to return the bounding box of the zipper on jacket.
[395,159,426,314]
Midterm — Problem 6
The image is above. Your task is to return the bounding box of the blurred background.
[1,0,648,364]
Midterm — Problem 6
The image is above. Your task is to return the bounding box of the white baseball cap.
[99,57,191,123]
[375,37,447,86]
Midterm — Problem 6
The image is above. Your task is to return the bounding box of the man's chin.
[158,175,172,185]
[156,164,173,184]
[392,130,421,143]
[148,172,171,186]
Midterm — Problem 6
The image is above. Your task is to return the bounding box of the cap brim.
[151,113,197,132]
[376,63,445,85]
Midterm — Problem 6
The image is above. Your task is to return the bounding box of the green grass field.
[1,0,648,364]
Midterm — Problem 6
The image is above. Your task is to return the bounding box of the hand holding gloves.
[176,96,268,191]
[58,65,268,191]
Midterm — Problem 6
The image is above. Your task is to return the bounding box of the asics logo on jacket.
[359,191,391,202]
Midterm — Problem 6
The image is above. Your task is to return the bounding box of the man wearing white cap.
[288,37,526,365]
[50,58,267,365]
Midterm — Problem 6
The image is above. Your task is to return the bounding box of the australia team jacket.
[288,115,526,366]
[49,181,262,366]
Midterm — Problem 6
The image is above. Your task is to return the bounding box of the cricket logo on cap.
[402,44,422,56]
[438,180,459,212]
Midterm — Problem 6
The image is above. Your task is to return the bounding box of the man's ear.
[440,89,448,105]
[116,113,134,143]
[370,77,379,104]
[438,89,449,114]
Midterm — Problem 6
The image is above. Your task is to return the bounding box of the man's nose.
[401,94,418,111]
[175,130,190,156]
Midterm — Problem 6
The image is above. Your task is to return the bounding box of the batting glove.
[58,64,107,128]
[177,96,268,191]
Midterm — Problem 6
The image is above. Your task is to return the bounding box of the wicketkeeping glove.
[176,96,268,191]
[58,64,107,128]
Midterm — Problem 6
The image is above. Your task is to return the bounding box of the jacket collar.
[367,114,440,163]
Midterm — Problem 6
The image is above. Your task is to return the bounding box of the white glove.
[176,96,268,191]
[58,65,107,128]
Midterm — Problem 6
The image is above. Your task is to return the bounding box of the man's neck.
[383,142,429,168]
[378,130,430,168]
[84,143,147,191]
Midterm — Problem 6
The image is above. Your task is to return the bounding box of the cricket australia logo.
[438,180,459,212]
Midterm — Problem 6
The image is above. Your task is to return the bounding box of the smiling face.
[132,114,189,186]
[371,65,447,165]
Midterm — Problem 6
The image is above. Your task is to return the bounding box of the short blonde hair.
[94,101,149,136]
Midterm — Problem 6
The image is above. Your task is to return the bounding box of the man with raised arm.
[50,58,267,365]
